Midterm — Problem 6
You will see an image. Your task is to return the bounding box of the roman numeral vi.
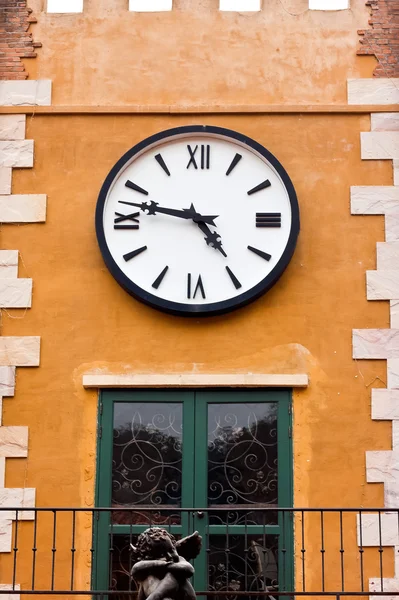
[187,274,206,299]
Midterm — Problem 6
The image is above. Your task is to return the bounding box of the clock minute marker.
[125,180,149,195]
[247,179,271,196]
[225,266,242,290]
[248,246,272,262]
[152,266,169,290]
[123,246,148,262]
[226,153,242,176]
[155,153,171,176]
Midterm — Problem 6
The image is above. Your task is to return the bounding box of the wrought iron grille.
[0,507,398,596]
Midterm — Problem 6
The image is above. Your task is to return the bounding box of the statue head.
[132,527,179,562]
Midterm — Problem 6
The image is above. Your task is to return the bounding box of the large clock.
[95,125,300,317]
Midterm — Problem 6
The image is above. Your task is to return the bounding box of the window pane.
[209,534,279,600]
[208,403,278,525]
[112,402,183,524]
[47,0,83,12]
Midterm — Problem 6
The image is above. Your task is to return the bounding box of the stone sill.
[83,373,309,388]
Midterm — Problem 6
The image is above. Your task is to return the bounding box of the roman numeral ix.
[187,274,206,299]
[187,145,211,170]
[114,211,140,230]
[256,213,281,228]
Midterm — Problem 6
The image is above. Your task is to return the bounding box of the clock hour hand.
[119,200,218,227]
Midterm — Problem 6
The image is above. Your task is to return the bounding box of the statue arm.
[167,557,195,578]
[132,560,170,581]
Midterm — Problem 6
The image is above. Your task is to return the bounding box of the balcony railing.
[0,508,398,597]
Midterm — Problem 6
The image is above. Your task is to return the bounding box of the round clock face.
[96,125,299,316]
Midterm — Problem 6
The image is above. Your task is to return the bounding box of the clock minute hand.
[119,200,218,226]
[196,220,227,258]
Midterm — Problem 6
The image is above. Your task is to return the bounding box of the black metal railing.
[0,507,398,597]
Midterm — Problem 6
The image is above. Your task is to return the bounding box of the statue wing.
[175,531,202,560]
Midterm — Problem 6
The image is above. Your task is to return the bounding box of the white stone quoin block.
[357,512,399,547]
[309,0,348,9]
[219,0,261,10]
[0,141,34,168]
[0,337,40,367]
[367,271,399,300]
[0,195,46,223]
[388,359,399,389]
[0,519,12,553]
[377,242,399,270]
[361,133,399,160]
[391,300,399,329]
[394,161,399,186]
[351,187,399,214]
[0,81,52,107]
[0,368,15,397]
[0,116,25,141]
[366,450,399,484]
[370,577,399,595]
[0,458,6,486]
[348,79,399,105]
[385,213,399,242]
[0,169,11,195]
[0,584,20,600]
[353,329,399,359]
[0,279,32,309]
[129,0,172,10]
[0,251,18,279]
[372,389,399,420]
[0,427,28,458]
[0,488,35,517]
[371,114,399,132]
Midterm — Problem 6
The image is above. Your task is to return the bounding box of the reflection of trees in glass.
[208,406,278,510]
[112,407,182,509]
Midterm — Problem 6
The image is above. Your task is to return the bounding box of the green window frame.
[93,388,293,595]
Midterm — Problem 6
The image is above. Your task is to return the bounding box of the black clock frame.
[95,125,300,317]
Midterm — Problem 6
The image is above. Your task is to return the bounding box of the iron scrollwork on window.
[208,534,279,600]
[112,402,183,524]
[207,403,278,525]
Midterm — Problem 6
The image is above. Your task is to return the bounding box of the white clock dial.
[96,126,299,316]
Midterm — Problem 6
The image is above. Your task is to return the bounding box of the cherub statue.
[131,527,202,600]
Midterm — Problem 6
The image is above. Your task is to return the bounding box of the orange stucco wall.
[1,0,397,591]
[2,112,392,509]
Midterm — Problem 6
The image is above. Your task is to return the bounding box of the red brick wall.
[0,1,41,80]
[358,0,399,77]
